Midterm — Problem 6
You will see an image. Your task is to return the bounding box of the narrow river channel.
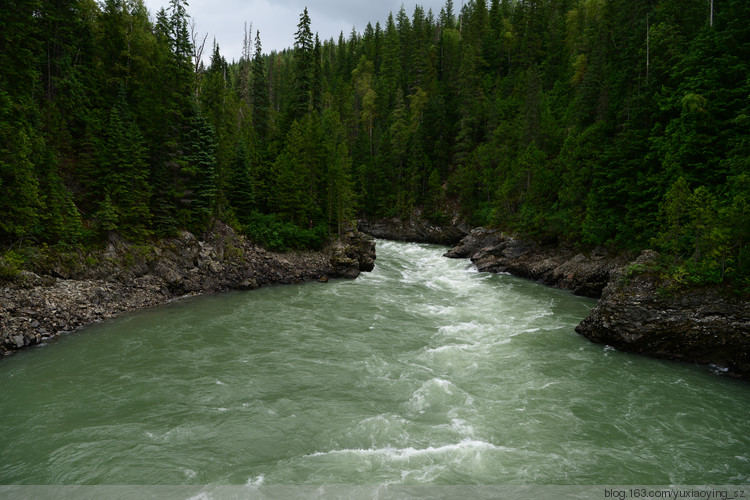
[1,240,748,486]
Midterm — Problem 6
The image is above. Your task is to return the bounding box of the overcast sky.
[141,0,451,62]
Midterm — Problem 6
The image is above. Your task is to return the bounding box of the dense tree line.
[0,0,748,290]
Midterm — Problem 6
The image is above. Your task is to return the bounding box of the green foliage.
[244,212,327,251]
[95,194,119,234]
[251,31,270,143]
[0,0,747,292]
[290,8,314,122]
[227,142,256,222]
[182,109,218,231]
[270,116,317,226]
[617,261,657,288]
[0,250,26,281]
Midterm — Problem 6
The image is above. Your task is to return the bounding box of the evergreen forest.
[1,0,748,291]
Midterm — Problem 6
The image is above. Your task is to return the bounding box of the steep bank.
[0,222,375,355]
[576,250,750,379]
[446,228,749,380]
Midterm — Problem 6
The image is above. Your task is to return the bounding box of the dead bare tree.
[239,21,253,104]
[190,20,209,97]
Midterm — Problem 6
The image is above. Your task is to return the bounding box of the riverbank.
[444,227,633,298]
[0,222,375,356]
[4,240,748,486]
[4,217,748,380]
[575,250,750,380]
[445,228,750,380]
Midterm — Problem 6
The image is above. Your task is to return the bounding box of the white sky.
[141,0,451,62]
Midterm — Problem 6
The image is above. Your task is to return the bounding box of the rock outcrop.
[445,227,631,298]
[575,250,750,379]
[0,222,376,356]
[330,230,376,278]
[446,228,750,379]
[358,211,470,246]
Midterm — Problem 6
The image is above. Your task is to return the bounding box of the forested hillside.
[1,0,748,290]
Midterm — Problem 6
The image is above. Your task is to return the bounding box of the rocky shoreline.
[445,228,750,380]
[0,222,375,356]
[444,227,633,298]
[4,217,748,381]
[575,250,750,380]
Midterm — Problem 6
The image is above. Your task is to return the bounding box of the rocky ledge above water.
[575,250,750,380]
[446,228,750,380]
[0,222,375,356]
[445,227,632,298]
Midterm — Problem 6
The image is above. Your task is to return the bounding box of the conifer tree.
[440,0,455,29]
[181,107,217,230]
[377,14,401,115]
[97,87,152,239]
[251,31,270,143]
[322,109,354,235]
[311,34,323,113]
[271,119,313,225]
[290,7,314,122]
[0,0,746,289]
[227,141,255,223]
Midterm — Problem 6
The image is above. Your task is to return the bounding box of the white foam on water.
[435,322,489,342]
[404,377,475,416]
[423,304,454,316]
[433,418,477,439]
[450,418,476,436]
[423,343,476,354]
[187,492,212,500]
[246,474,265,486]
[304,438,513,460]
[349,414,411,448]
[8,239,746,486]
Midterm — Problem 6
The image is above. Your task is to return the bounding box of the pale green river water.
[1,240,748,486]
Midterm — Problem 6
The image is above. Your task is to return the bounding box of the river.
[0,240,748,487]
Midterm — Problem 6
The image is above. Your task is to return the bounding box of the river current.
[1,240,748,486]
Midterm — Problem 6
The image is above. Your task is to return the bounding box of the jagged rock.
[348,231,376,272]
[329,230,376,279]
[0,221,376,356]
[235,278,258,291]
[443,227,505,258]
[576,251,750,379]
[448,230,750,380]
[330,251,360,279]
[445,228,629,298]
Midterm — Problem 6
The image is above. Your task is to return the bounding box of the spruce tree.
[96,87,152,239]
[251,31,270,143]
[311,34,323,113]
[290,8,314,122]
[227,142,255,223]
[182,107,217,231]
